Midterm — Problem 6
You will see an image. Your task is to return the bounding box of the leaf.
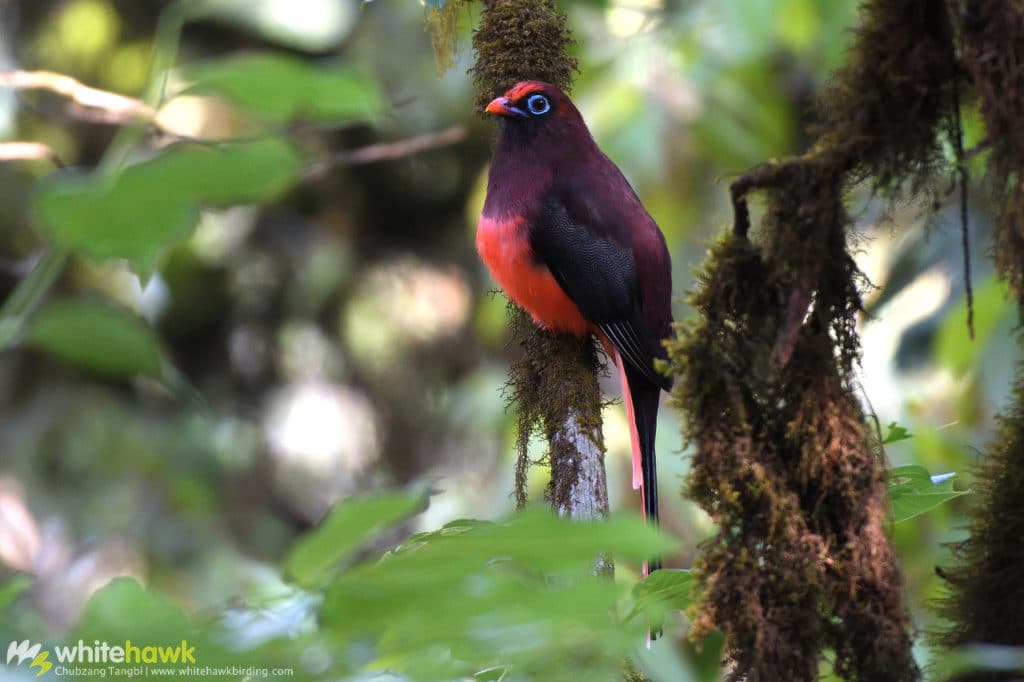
[317,507,678,680]
[132,138,302,207]
[629,569,695,631]
[0,575,32,613]
[182,54,386,125]
[888,464,969,523]
[76,577,193,644]
[284,491,424,587]
[882,421,913,444]
[34,169,197,273]
[34,139,300,272]
[27,299,163,378]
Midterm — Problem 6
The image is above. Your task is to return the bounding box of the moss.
[665,1,970,677]
[817,0,961,191]
[933,370,1024,680]
[424,0,467,74]
[930,4,1024,678]
[470,0,578,110]
[671,230,917,681]
[505,303,607,512]
[954,0,1024,302]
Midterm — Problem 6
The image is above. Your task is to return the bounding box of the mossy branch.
[471,0,609,532]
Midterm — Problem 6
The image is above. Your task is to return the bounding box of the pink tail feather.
[612,348,651,580]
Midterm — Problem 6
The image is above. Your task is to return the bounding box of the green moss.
[817,0,960,192]
[670,233,917,681]
[933,369,1024,680]
[954,0,1024,301]
[470,0,578,110]
[424,0,467,74]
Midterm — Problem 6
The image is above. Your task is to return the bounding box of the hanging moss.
[424,1,467,74]
[669,223,917,680]
[665,0,975,678]
[954,0,1024,302]
[504,301,608,514]
[928,3,1024,679]
[817,0,960,191]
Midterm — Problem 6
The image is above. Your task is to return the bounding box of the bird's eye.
[526,94,550,115]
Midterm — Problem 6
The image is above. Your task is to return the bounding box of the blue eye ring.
[526,94,550,115]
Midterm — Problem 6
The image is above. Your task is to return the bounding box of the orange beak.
[485,96,526,118]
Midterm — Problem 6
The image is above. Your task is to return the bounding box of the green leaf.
[0,575,32,613]
[882,422,913,444]
[27,299,163,378]
[34,170,196,273]
[888,464,969,523]
[132,138,302,207]
[33,140,301,272]
[316,507,678,680]
[182,54,386,125]
[629,569,695,631]
[284,490,424,587]
[76,577,193,644]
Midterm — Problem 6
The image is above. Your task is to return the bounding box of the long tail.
[613,349,661,574]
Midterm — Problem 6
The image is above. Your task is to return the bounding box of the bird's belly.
[477,214,592,337]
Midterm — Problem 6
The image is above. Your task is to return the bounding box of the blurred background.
[0,0,1009,678]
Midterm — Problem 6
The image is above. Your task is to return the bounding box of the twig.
[303,126,467,180]
[965,136,991,160]
[951,79,975,340]
[0,142,65,168]
[0,70,155,124]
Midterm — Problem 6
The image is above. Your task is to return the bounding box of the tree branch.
[303,126,467,179]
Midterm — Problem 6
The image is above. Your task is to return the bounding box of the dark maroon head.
[484,81,589,149]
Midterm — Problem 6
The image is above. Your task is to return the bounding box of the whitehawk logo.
[6,640,52,677]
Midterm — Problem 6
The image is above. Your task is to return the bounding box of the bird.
[477,81,673,576]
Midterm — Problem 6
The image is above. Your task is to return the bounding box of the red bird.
[477,81,673,573]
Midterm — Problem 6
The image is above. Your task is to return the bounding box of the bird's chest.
[476,212,591,337]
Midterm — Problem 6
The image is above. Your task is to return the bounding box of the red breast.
[476,213,594,338]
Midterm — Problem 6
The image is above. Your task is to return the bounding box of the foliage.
[58,495,683,681]
[887,465,968,524]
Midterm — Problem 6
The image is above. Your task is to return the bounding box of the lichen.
[424,0,466,75]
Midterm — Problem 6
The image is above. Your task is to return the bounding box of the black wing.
[529,198,670,390]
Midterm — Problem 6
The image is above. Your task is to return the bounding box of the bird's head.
[484,81,586,143]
